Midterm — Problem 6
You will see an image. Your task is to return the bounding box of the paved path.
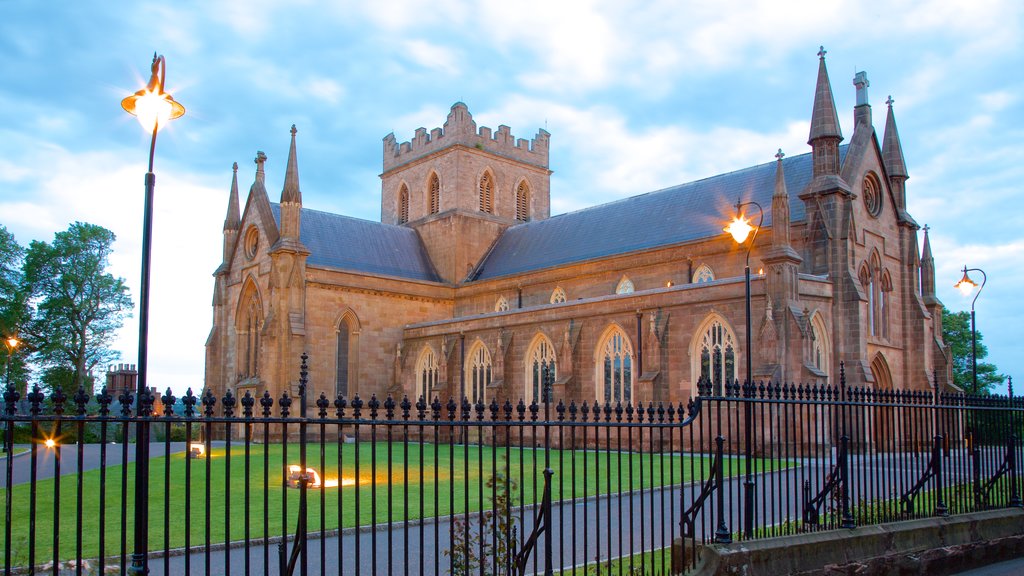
[1,442,200,487]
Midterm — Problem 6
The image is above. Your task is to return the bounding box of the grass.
[1,441,785,567]
[555,547,673,575]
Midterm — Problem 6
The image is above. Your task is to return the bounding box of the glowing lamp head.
[724,215,755,244]
[4,336,18,351]
[121,54,185,134]
[954,267,979,297]
[44,438,57,449]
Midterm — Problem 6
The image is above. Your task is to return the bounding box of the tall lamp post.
[3,336,19,455]
[121,53,185,574]
[953,266,986,395]
[723,197,763,540]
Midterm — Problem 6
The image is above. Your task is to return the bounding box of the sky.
[1,1,1022,396]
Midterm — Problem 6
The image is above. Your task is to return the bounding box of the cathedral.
[204,50,950,410]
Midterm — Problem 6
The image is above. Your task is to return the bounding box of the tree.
[22,222,133,395]
[942,305,1005,394]
[0,225,29,388]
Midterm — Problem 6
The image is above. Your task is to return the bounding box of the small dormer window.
[694,264,715,284]
[495,296,509,312]
[616,277,634,294]
[550,287,567,304]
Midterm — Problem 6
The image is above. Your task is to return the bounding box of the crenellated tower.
[380,103,552,284]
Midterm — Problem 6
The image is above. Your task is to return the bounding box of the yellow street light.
[121,54,185,135]
[954,268,980,298]
[4,336,18,352]
[724,214,756,245]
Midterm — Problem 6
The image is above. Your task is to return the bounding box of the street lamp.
[121,53,184,575]
[724,197,763,540]
[3,336,19,457]
[953,266,986,395]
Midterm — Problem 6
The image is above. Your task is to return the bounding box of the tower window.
[479,172,494,214]
[398,184,409,224]
[429,173,440,215]
[516,181,530,221]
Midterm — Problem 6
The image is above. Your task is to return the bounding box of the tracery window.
[863,172,882,218]
[495,296,509,312]
[550,287,566,304]
[695,316,737,394]
[234,278,262,379]
[398,184,410,224]
[428,173,440,215]
[526,335,557,404]
[465,341,491,403]
[810,313,830,377]
[335,313,358,398]
[479,172,494,214]
[515,181,530,221]
[616,277,634,294]
[862,253,890,339]
[416,346,439,400]
[596,327,633,404]
[694,264,715,284]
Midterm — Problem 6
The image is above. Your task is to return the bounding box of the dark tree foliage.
[22,222,133,394]
[942,306,1005,394]
[0,225,29,385]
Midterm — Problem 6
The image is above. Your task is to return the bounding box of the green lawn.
[1,441,779,567]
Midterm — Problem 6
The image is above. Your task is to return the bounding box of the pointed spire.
[250,151,268,198]
[223,162,241,232]
[921,225,937,302]
[808,46,843,144]
[772,149,791,248]
[281,125,301,204]
[882,96,908,179]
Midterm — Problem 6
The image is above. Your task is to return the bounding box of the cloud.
[0,135,223,394]
[402,40,461,75]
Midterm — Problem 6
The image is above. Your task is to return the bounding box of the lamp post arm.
[969,268,987,313]
[736,199,765,267]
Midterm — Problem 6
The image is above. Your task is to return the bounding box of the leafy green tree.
[22,222,132,395]
[942,306,1005,394]
[0,225,29,388]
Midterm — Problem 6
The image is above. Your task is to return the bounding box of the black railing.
[2,362,1022,575]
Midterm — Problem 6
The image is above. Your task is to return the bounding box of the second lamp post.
[724,197,763,540]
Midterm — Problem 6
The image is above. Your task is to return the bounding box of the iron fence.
[2,359,1021,575]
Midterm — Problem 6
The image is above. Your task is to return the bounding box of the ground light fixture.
[122,53,184,576]
[725,196,764,541]
[953,266,987,394]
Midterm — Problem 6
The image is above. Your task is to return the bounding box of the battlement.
[382,102,550,172]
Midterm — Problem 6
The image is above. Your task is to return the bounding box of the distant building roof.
[270,204,441,282]
[472,147,848,281]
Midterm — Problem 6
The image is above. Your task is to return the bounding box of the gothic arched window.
[416,346,439,400]
[810,312,830,378]
[335,312,359,398]
[515,180,530,221]
[479,172,494,214]
[596,327,633,404]
[428,173,440,215]
[236,280,263,381]
[550,287,566,304]
[526,334,557,404]
[495,296,509,312]
[694,316,737,394]
[694,264,715,284]
[616,277,634,295]
[465,341,492,403]
[398,184,410,224]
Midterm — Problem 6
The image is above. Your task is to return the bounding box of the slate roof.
[270,204,441,282]
[471,146,848,281]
